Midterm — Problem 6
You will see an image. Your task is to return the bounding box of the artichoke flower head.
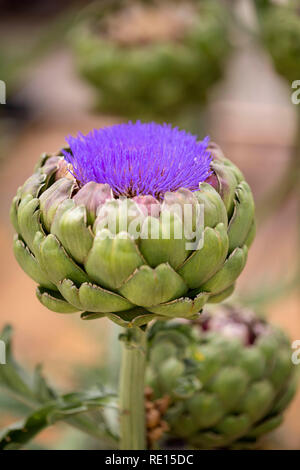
[11,122,255,327]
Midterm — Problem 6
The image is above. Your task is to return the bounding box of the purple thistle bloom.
[62,121,212,199]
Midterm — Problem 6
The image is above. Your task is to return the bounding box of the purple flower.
[62,121,212,199]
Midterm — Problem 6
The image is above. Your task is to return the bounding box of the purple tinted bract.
[63,121,212,198]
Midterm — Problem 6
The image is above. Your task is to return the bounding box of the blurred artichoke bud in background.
[71,0,232,121]
[11,122,255,327]
[146,304,297,449]
[257,0,300,84]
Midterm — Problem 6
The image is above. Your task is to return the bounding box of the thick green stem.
[119,327,146,450]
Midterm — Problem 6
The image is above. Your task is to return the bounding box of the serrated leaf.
[0,326,119,448]
[0,326,37,405]
[0,391,117,450]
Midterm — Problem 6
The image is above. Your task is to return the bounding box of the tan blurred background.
[0,0,299,449]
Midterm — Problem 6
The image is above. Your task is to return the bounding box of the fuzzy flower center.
[62,122,212,199]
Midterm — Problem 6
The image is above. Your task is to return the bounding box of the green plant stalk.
[119,327,147,450]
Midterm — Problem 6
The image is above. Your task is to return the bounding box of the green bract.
[146,305,296,449]
[11,143,255,327]
[71,0,231,120]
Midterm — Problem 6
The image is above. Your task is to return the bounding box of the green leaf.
[51,200,94,265]
[36,286,80,313]
[147,292,209,318]
[0,325,119,448]
[39,178,77,232]
[79,282,134,313]
[195,183,227,229]
[85,231,144,290]
[10,196,20,233]
[139,213,188,270]
[227,182,255,254]
[32,365,58,403]
[38,234,89,285]
[13,236,56,290]
[81,307,162,328]
[119,263,188,307]
[200,245,248,295]
[0,326,41,406]
[177,223,228,288]
[0,391,117,450]
[17,195,41,253]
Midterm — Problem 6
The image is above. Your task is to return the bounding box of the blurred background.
[0,0,299,449]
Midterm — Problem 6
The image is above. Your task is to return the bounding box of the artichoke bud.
[73,182,113,225]
[39,177,78,232]
[94,198,146,238]
[163,188,196,209]
[227,182,255,253]
[11,123,255,325]
[50,199,93,265]
[20,157,66,200]
[147,305,297,449]
[132,195,160,218]
[207,310,253,345]
[173,376,202,399]
[159,357,185,391]
[162,188,200,238]
[41,156,62,176]
[195,183,228,229]
[204,172,219,192]
[55,157,74,181]
[223,159,244,184]
[259,2,300,85]
[19,171,48,199]
[210,162,238,217]
[34,152,52,172]
[70,0,232,121]
[244,221,256,249]
[150,342,178,368]
[207,141,226,162]
[10,196,20,233]
[41,155,69,182]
